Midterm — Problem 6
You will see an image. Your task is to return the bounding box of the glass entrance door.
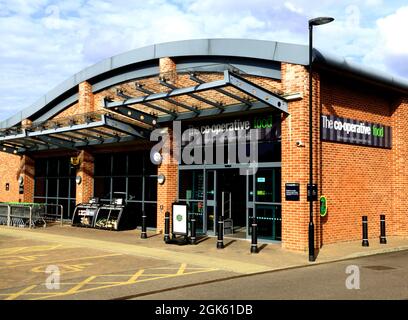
[205,170,217,234]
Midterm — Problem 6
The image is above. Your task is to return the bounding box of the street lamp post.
[308,16,334,262]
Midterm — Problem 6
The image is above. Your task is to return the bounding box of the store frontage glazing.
[178,112,282,241]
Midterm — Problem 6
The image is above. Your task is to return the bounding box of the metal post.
[362,216,369,247]
[380,214,387,244]
[217,214,224,249]
[29,206,33,229]
[141,210,147,239]
[164,211,170,243]
[251,216,259,254]
[308,23,315,262]
[190,213,196,245]
[60,205,64,226]
[7,204,11,227]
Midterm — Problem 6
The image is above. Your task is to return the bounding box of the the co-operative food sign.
[321,114,392,148]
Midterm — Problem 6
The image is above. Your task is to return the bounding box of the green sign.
[176,214,183,222]
[320,196,327,217]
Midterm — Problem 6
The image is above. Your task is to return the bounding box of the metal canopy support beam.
[118,89,177,117]
[135,83,199,114]
[0,130,27,142]
[225,71,288,114]
[190,73,252,107]
[35,135,77,150]
[111,95,158,126]
[104,116,147,139]
[106,79,227,109]
[85,128,119,140]
[53,132,89,143]
[27,119,106,137]
[0,144,22,155]
[159,79,224,110]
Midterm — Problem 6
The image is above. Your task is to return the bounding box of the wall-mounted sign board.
[321,114,392,148]
[285,183,300,201]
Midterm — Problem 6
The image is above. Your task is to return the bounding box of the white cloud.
[0,0,407,122]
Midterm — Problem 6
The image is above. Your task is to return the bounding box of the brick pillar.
[76,150,94,204]
[19,155,35,203]
[155,58,179,233]
[280,63,321,252]
[78,81,95,114]
[391,98,408,236]
[156,127,178,233]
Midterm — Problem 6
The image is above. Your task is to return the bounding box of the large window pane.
[35,160,47,177]
[145,176,157,201]
[48,159,59,176]
[128,152,143,175]
[47,178,58,197]
[34,178,46,197]
[112,177,126,196]
[255,168,281,203]
[59,178,69,198]
[94,154,111,176]
[112,153,127,176]
[179,170,203,200]
[128,177,142,201]
[94,177,111,200]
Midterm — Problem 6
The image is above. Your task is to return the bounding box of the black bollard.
[362,216,369,247]
[164,211,170,243]
[251,216,259,254]
[190,213,196,245]
[217,215,224,249]
[141,210,147,239]
[380,214,387,244]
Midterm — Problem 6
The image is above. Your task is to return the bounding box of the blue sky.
[1,0,407,122]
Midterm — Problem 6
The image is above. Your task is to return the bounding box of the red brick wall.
[320,75,394,244]
[0,153,22,202]
[281,63,320,251]
[391,98,408,236]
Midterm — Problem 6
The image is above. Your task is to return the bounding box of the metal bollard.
[362,216,369,247]
[164,211,170,243]
[141,210,147,239]
[217,215,224,249]
[251,216,259,254]
[380,214,387,244]
[190,213,196,245]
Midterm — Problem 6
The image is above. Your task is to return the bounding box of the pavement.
[0,224,407,300]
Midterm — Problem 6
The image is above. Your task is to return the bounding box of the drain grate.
[363,265,396,271]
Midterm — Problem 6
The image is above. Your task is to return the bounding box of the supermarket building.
[1,38,408,252]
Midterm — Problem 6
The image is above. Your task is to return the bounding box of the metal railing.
[0,202,64,228]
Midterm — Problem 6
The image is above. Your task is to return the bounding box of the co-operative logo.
[176,214,183,222]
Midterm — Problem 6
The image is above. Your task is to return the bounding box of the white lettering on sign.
[322,115,371,135]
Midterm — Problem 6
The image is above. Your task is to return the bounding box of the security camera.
[296,141,304,147]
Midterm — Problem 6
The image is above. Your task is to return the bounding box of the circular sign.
[176,214,183,222]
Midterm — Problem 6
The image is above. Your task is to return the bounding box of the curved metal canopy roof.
[1,38,407,129]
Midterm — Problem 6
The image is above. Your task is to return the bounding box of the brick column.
[391,98,408,236]
[76,150,94,204]
[78,81,95,114]
[155,58,179,233]
[19,155,35,203]
[280,63,321,252]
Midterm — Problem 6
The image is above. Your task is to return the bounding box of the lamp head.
[309,17,334,26]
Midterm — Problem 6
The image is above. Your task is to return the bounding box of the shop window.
[179,170,203,200]
[34,178,46,197]
[112,153,127,176]
[94,154,111,176]
[255,168,281,203]
[128,153,143,175]
[144,176,157,201]
[128,177,143,201]
[94,177,111,200]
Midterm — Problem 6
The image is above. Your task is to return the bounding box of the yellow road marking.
[31,265,218,300]
[0,254,46,265]
[127,269,145,283]
[177,263,187,275]
[0,253,122,270]
[31,263,93,274]
[65,276,97,295]
[4,285,37,300]
[0,244,66,256]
